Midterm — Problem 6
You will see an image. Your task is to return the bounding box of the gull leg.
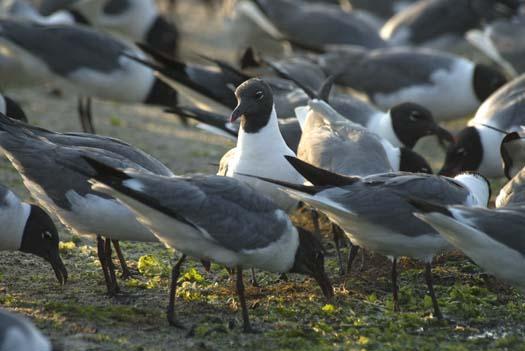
[310,209,321,239]
[425,263,443,320]
[167,254,187,328]
[346,244,360,275]
[249,268,259,287]
[96,235,114,296]
[104,238,120,294]
[112,240,132,279]
[236,267,255,333]
[331,223,345,275]
[392,258,400,312]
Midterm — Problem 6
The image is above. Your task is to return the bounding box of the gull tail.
[283,156,360,187]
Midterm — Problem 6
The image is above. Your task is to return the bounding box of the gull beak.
[48,250,68,285]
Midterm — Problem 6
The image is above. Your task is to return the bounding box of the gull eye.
[409,111,421,121]
[456,147,467,156]
[255,90,264,101]
[42,231,53,240]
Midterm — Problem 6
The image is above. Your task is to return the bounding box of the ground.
[0,2,524,350]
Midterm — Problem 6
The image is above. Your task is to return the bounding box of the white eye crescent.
[255,91,264,100]
[42,231,53,239]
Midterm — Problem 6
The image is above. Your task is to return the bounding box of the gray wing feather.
[329,174,470,236]
[256,0,386,49]
[0,19,127,76]
[0,132,147,210]
[298,117,392,176]
[454,206,525,256]
[319,47,456,95]
[130,173,289,251]
[473,75,525,129]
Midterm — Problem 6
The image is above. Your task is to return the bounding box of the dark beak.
[230,102,244,123]
[312,270,334,300]
[48,250,68,285]
[433,125,454,145]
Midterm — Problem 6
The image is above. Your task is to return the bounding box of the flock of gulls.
[1,0,525,348]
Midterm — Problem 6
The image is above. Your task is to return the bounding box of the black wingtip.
[283,156,360,187]
[194,53,251,81]
[262,59,318,99]
[236,172,322,195]
[317,75,337,102]
[165,106,237,137]
[239,47,261,69]
[407,197,452,216]
[80,156,131,184]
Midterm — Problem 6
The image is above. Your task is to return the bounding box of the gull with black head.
[0,20,178,133]
[61,155,333,332]
[440,75,525,178]
[0,183,67,285]
[317,46,507,121]
[220,78,304,213]
[0,113,173,295]
[268,60,454,149]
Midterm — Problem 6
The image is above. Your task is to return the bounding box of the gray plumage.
[0,309,51,351]
[497,168,525,207]
[317,46,455,95]
[472,74,525,129]
[5,118,173,176]
[325,173,472,238]
[111,171,290,252]
[381,0,517,45]
[297,101,393,176]
[447,206,525,256]
[103,0,130,15]
[0,132,142,210]
[468,17,525,76]
[0,19,127,76]
[245,0,387,50]
[0,184,10,207]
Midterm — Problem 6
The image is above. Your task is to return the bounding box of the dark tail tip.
[80,156,131,183]
[407,197,452,216]
[239,47,260,69]
[284,156,359,187]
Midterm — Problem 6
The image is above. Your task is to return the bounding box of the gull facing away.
[62,156,333,332]
[245,156,490,319]
[411,199,525,292]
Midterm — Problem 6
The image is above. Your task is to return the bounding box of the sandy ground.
[0,2,523,350]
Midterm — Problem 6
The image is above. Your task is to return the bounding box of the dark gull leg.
[346,244,360,275]
[424,263,443,320]
[249,268,259,287]
[96,235,114,295]
[104,238,120,294]
[236,267,255,333]
[78,97,96,134]
[167,254,186,328]
[331,223,345,275]
[112,240,132,279]
[392,258,400,312]
[310,209,321,240]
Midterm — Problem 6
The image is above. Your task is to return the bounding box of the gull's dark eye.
[255,90,264,101]
[456,147,467,156]
[42,231,53,240]
[409,111,421,121]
